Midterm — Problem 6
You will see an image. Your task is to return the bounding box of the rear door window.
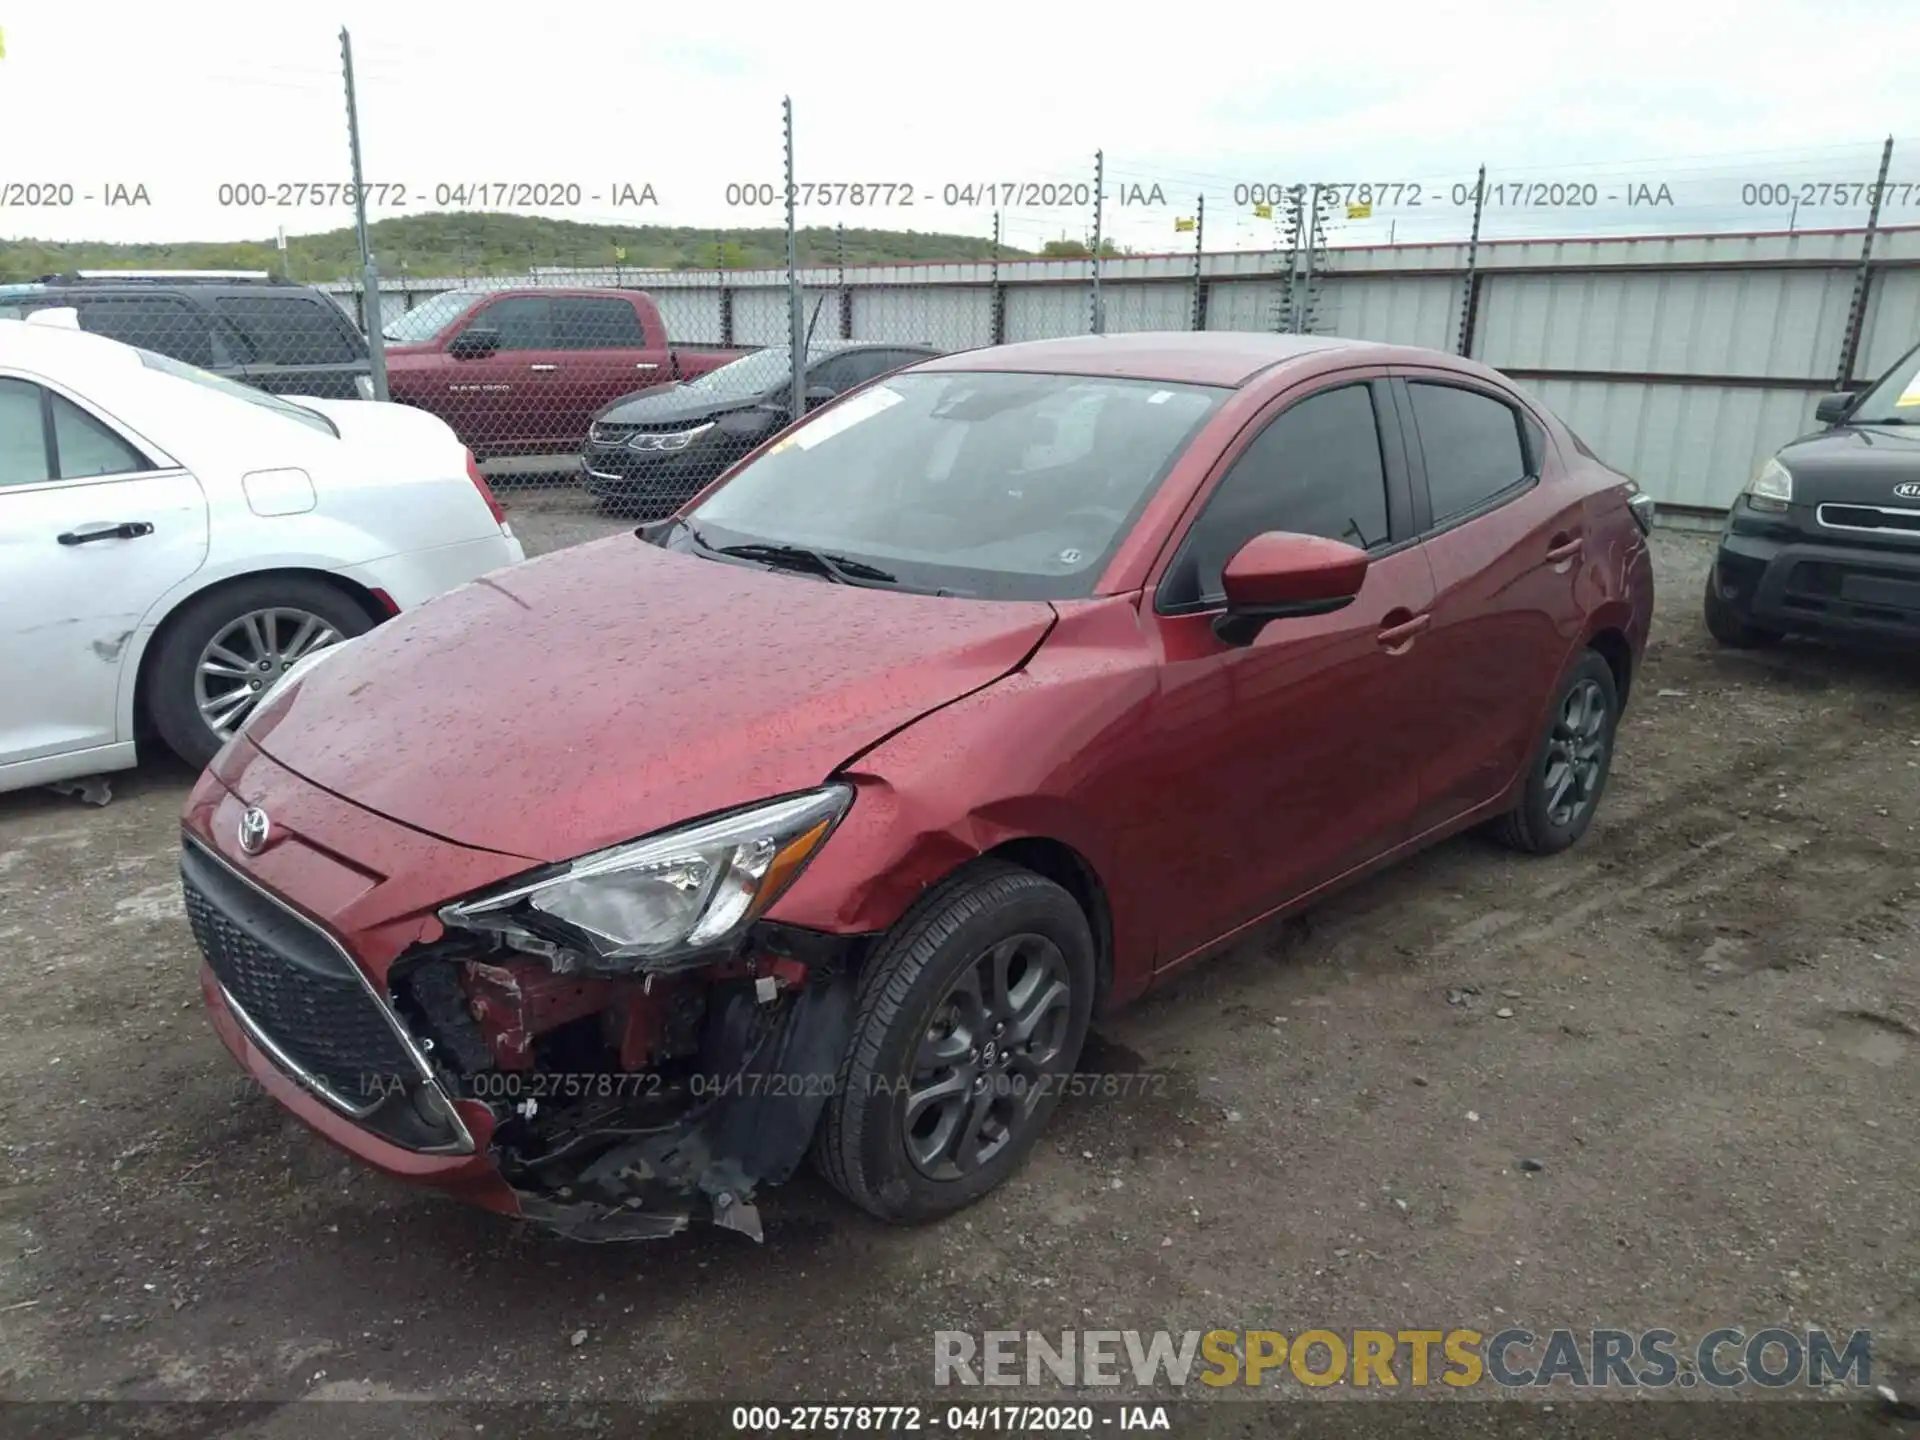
[50,393,150,477]
[1406,382,1532,524]
[70,295,216,369]
[213,295,364,365]
[553,297,648,349]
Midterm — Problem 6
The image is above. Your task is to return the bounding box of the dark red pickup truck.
[380,287,745,457]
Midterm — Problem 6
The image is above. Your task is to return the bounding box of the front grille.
[182,841,419,1114]
[1817,503,1920,536]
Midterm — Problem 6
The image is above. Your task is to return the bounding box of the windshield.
[683,370,1226,599]
[677,346,802,403]
[137,349,338,437]
[1848,343,1920,425]
[381,291,476,344]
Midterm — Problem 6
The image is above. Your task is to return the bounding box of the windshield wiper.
[714,541,898,587]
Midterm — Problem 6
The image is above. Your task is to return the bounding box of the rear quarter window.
[214,295,365,366]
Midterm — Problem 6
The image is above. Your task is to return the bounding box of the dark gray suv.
[1706,340,1920,649]
[0,271,373,401]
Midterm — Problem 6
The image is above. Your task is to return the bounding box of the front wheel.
[1488,649,1620,856]
[147,576,373,770]
[814,862,1096,1225]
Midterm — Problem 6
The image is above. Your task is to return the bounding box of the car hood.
[246,537,1056,862]
[1777,423,1920,505]
[594,384,775,428]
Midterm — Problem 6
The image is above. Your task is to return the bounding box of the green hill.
[0,212,1034,283]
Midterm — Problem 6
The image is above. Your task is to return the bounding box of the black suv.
[1707,339,1920,649]
[0,271,373,400]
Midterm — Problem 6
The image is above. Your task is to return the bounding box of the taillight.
[465,450,508,528]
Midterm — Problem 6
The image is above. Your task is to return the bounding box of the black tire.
[1703,569,1782,649]
[1489,649,1620,856]
[147,575,375,770]
[814,861,1096,1225]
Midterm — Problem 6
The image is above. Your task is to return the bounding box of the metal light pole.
[340,27,388,401]
[784,97,805,423]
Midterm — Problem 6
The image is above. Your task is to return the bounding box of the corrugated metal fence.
[324,223,1920,513]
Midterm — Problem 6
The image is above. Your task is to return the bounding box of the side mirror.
[804,384,837,409]
[448,327,500,361]
[1814,391,1858,425]
[1214,532,1369,647]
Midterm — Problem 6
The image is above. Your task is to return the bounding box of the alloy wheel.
[1543,677,1609,828]
[193,607,343,740]
[904,933,1075,1180]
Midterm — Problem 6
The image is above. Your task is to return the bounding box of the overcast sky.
[1,1,1914,256]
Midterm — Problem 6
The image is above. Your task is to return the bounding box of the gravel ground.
[1,501,1916,1431]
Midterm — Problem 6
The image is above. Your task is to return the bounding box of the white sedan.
[0,313,525,793]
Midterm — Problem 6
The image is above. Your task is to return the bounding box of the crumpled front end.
[182,738,865,1242]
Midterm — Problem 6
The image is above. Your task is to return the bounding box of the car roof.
[0,315,147,372]
[912,331,1390,387]
[806,340,940,355]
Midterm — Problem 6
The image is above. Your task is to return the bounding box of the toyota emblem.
[237,807,271,855]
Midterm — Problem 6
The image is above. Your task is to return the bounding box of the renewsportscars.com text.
[934,1327,1875,1390]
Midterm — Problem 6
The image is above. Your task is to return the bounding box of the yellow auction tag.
[1347,202,1373,220]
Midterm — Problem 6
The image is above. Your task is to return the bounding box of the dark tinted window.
[1162,383,1390,609]
[51,394,148,476]
[812,349,910,394]
[470,297,551,350]
[0,378,53,487]
[1408,382,1529,523]
[553,297,647,349]
[213,296,362,365]
[71,296,215,368]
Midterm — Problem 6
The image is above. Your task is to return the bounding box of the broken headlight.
[438,786,852,968]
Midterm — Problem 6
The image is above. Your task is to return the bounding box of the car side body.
[0,318,524,794]
[178,331,1653,1241]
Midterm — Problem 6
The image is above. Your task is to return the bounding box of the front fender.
[766,596,1160,1006]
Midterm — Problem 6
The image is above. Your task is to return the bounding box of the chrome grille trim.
[185,834,474,1155]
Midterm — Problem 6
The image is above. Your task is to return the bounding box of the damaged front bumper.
[186,832,865,1243]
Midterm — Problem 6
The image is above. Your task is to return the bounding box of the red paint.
[463,449,508,529]
[1221,533,1370,608]
[186,334,1653,1212]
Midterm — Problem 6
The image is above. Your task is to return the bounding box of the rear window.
[214,295,364,366]
[137,348,338,437]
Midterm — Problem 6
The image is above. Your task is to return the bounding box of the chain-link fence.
[1,30,1914,526]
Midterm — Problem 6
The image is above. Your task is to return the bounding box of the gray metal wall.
[325,224,1920,512]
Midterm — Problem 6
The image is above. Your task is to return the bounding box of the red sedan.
[180,333,1655,1241]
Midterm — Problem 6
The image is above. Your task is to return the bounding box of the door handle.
[1546,533,1584,565]
[58,522,154,546]
[528,363,558,373]
[1377,611,1431,651]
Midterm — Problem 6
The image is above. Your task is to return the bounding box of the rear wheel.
[1489,650,1619,856]
[814,862,1095,1224]
[1703,569,1782,649]
[147,576,373,769]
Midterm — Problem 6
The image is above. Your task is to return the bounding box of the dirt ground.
[1,493,1916,1428]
